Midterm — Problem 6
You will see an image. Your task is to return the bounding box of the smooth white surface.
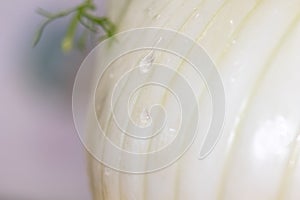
[88,0,300,199]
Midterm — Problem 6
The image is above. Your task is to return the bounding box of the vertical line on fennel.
[276,129,300,200]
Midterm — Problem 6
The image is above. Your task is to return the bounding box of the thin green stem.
[61,14,79,52]
[33,0,116,51]
[82,12,116,36]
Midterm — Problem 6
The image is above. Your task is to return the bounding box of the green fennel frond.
[33,0,116,52]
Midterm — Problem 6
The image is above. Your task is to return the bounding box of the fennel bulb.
[82,0,300,199]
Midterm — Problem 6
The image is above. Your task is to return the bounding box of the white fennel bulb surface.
[86,0,300,199]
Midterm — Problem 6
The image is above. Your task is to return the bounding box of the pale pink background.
[0,0,105,199]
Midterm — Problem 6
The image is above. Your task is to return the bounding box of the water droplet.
[194,13,200,19]
[154,14,161,20]
[229,19,234,25]
[139,51,154,73]
[231,39,237,45]
[139,108,151,127]
[138,37,162,73]
[169,128,177,133]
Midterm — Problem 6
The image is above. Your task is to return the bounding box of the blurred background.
[0,0,106,199]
